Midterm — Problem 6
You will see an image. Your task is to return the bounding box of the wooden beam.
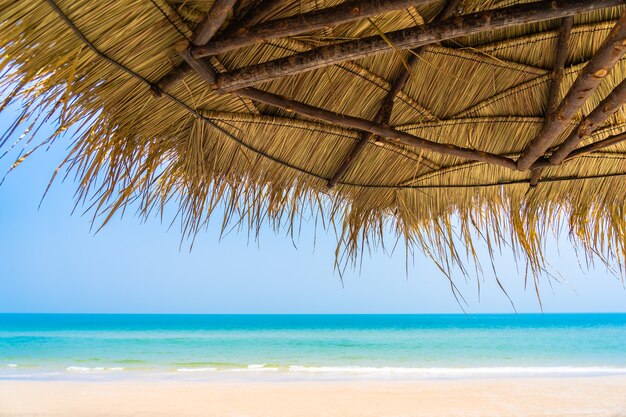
[177,44,216,84]
[238,87,518,170]
[516,9,626,170]
[150,63,192,96]
[325,132,373,188]
[153,0,237,94]
[549,76,626,164]
[529,169,542,187]
[325,52,419,188]
[567,130,626,157]
[531,131,626,168]
[525,16,573,186]
[222,0,284,34]
[191,0,238,46]
[203,0,625,92]
[194,0,426,57]
[153,0,420,95]
[546,16,574,115]
[178,47,517,170]
[326,0,462,188]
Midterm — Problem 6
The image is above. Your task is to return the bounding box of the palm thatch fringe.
[4,0,626,289]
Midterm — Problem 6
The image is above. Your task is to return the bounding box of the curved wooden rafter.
[158,9,543,180]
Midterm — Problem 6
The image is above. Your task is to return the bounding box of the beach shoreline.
[1,376,626,417]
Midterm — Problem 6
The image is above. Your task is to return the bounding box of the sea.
[1,314,625,381]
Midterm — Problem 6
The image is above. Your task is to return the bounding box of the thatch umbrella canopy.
[3,0,626,283]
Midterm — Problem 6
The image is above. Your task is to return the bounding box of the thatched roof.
[3,0,626,283]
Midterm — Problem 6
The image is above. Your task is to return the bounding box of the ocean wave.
[176,367,217,372]
[6,364,18,368]
[229,364,279,372]
[287,366,626,376]
[66,366,124,373]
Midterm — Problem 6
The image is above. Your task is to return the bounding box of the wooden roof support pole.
[324,55,414,189]
[528,16,573,187]
[220,0,284,37]
[517,9,626,171]
[178,46,517,170]
[152,0,237,96]
[191,0,238,45]
[195,0,427,57]
[528,169,542,187]
[150,64,192,96]
[204,0,625,93]
[549,76,626,164]
[153,0,427,96]
[566,130,626,157]
[238,88,518,170]
[547,17,575,116]
[326,0,462,188]
[531,131,626,168]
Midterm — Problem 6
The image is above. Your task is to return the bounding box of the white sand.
[1,377,626,416]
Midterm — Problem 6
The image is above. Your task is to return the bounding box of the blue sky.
[0,112,625,313]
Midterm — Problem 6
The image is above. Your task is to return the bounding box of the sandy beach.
[1,376,625,417]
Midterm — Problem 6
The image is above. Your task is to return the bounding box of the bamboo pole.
[191,0,238,46]
[527,16,573,186]
[205,0,625,93]
[549,77,626,164]
[326,0,462,188]
[194,0,426,57]
[516,9,626,170]
[177,47,518,170]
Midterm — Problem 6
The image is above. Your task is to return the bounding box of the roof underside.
[3,0,626,282]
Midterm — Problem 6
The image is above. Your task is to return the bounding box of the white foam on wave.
[66,366,124,373]
[6,364,18,368]
[287,366,626,376]
[230,364,279,372]
[176,367,217,372]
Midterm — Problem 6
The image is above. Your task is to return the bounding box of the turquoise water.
[1,314,625,380]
